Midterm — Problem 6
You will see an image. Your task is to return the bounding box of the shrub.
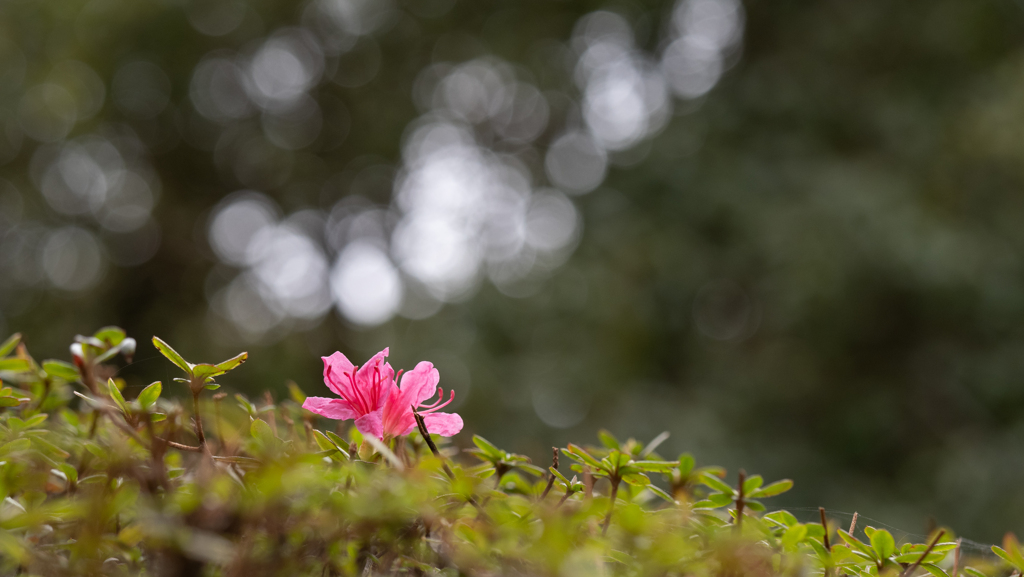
[0,327,1012,576]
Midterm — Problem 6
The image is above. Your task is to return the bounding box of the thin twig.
[412,410,454,479]
[601,478,620,536]
[899,530,945,577]
[412,410,489,521]
[820,507,831,551]
[192,393,208,453]
[734,469,746,534]
[849,512,859,536]
[540,448,559,500]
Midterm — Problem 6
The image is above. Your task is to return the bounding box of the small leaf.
[287,382,306,404]
[137,382,162,410]
[640,431,670,458]
[192,364,219,380]
[94,326,126,346]
[647,484,676,502]
[0,397,22,407]
[152,336,193,376]
[564,443,602,469]
[58,463,78,485]
[598,429,620,449]
[920,564,950,577]
[764,510,799,528]
[107,379,128,416]
[0,438,32,456]
[699,471,736,495]
[0,358,31,373]
[742,474,763,494]
[963,567,989,577]
[215,352,247,374]
[678,453,695,476]
[313,429,349,459]
[0,333,21,358]
[204,383,221,391]
[42,360,79,381]
[472,435,503,459]
[870,529,896,559]
[324,430,348,450]
[633,460,677,473]
[621,472,651,486]
[749,479,794,498]
[250,419,275,444]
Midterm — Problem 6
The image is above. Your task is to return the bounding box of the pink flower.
[302,348,463,440]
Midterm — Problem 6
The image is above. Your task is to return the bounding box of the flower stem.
[602,477,620,536]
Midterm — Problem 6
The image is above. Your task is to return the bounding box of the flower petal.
[400,361,440,406]
[422,412,463,437]
[302,397,359,421]
[354,410,384,440]
[354,348,393,411]
[322,352,355,397]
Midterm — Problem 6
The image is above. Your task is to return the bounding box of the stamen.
[419,389,455,414]
[418,387,446,409]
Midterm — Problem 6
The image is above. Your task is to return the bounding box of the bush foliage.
[0,327,1017,576]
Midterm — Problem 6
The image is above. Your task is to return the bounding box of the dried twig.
[899,530,945,577]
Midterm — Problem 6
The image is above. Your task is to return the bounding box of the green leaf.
[324,430,348,451]
[57,463,78,485]
[598,429,620,450]
[647,484,675,502]
[742,474,763,494]
[42,360,79,381]
[699,472,736,495]
[215,352,247,374]
[0,396,23,407]
[0,358,31,373]
[764,510,799,528]
[564,443,602,469]
[621,472,651,486]
[191,364,220,379]
[838,530,876,559]
[782,524,808,549]
[0,333,21,358]
[920,564,950,577]
[152,336,193,375]
[137,382,162,410]
[251,419,276,444]
[745,500,766,512]
[313,429,349,460]
[870,529,895,559]
[749,479,794,498]
[549,466,571,485]
[472,435,503,459]
[21,414,47,429]
[963,567,989,577]
[633,460,677,473]
[678,453,695,476]
[94,326,126,346]
[0,438,32,456]
[204,383,221,391]
[286,382,305,404]
[107,379,128,415]
[640,431,670,458]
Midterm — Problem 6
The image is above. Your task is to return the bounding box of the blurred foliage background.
[2,0,1024,543]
